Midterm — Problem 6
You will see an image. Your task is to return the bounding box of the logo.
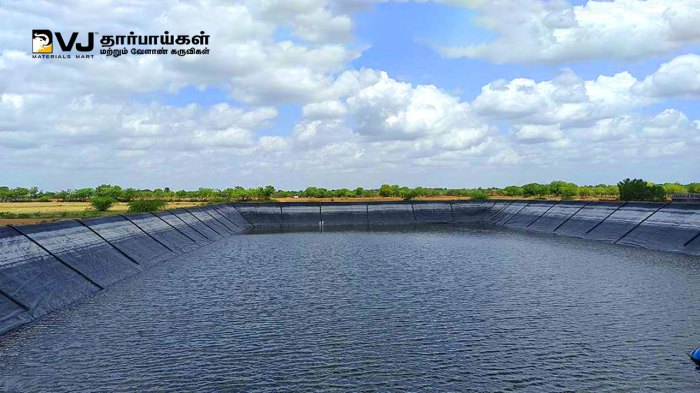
[32,30,53,53]
[31,29,210,60]
[32,29,95,55]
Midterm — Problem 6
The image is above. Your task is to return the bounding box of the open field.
[0,201,204,226]
[0,196,624,226]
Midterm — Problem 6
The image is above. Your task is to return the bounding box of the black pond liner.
[0,200,697,336]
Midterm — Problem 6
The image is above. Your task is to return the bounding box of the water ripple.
[1,227,700,392]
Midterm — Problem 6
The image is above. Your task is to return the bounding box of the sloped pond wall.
[0,200,698,335]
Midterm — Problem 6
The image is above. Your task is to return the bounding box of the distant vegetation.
[127,200,168,213]
[0,180,697,204]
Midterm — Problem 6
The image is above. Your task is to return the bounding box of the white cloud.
[473,69,641,127]
[302,100,348,119]
[1,0,700,188]
[635,54,700,98]
[345,71,479,140]
[0,0,362,104]
[513,124,564,144]
[642,109,699,139]
[437,0,700,64]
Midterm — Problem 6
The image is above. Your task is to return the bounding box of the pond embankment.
[0,200,698,335]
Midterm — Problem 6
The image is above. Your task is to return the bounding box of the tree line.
[0,179,697,203]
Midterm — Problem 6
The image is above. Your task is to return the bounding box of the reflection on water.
[1,226,700,392]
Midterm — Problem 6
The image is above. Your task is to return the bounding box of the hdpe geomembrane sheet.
[0,227,97,319]
[503,201,556,229]
[155,211,211,245]
[412,202,454,222]
[528,202,586,233]
[20,221,141,288]
[85,215,176,265]
[186,207,233,235]
[586,202,660,243]
[320,204,368,226]
[555,202,624,238]
[281,204,321,227]
[235,204,283,227]
[618,203,700,252]
[367,203,415,224]
[122,213,199,253]
[172,209,222,240]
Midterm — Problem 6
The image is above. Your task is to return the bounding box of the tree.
[522,183,549,198]
[559,183,579,199]
[663,183,687,195]
[261,185,275,199]
[401,189,419,201]
[618,178,667,202]
[502,186,523,197]
[95,184,123,199]
[577,186,592,198]
[688,183,700,193]
[0,187,10,202]
[549,181,578,199]
[470,190,488,200]
[379,184,400,197]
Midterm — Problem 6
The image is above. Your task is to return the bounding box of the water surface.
[1,226,700,392]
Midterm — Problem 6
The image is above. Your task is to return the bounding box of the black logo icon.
[32,30,53,53]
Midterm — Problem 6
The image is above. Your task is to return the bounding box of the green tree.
[401,189,419,201]
[379,184,400,197]
[522,183,549,198]
[0,187,10,202]
[95,184,123,199]
[663,183,687,195]
[577,186,593,198]
[502,186,523,197]
[70,188,95,201]
[261,185,275,199]
[618,178,667,202]
[559,183,579,199]
[470,190,488,200]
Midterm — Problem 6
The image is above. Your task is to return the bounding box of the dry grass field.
[0,201,204,226]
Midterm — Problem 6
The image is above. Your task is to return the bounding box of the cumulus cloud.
[2,0,700,187]
[246,69,506,176]
[436,0,700,64]
[473,69,641,128]
[635,54,700,98]
[0,0,361,104]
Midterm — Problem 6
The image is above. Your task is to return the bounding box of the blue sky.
[1,0,699,189]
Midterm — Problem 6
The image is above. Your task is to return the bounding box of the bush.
[128,199,167,213]
[470,190,489,200]
[90,196,116,212]
[502,186,523,197]
[402,189,419,201]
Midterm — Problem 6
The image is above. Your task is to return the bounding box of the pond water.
[1,226,700,392]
